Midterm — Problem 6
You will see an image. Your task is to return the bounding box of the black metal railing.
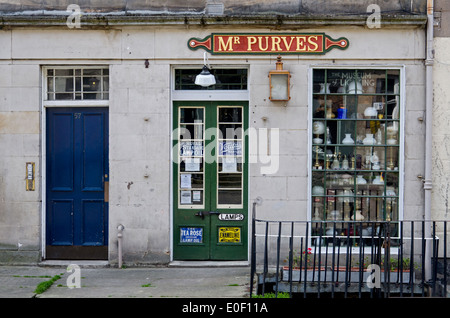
[250,217,448,298]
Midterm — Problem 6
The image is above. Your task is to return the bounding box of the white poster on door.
[185,158,200,172]
[180,174,192,188]
[180,191,192,204]
[222,157,237,172]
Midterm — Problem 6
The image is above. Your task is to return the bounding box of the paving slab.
[0,264,251,298]
[0,265,66,298]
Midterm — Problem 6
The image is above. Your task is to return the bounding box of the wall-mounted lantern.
[268,56,291,101]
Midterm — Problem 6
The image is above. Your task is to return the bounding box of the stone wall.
[0,62,41,263]
[0,23,427,264]
[431,0,450,252]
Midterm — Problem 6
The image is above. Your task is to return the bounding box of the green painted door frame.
[173,101,249,260]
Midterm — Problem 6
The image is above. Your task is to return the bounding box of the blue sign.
[180,227,203,243]
[219,141,242,156]
[180,141,204,156]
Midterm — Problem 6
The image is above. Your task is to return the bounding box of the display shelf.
[311,69,400,229]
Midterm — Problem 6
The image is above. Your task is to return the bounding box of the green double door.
[173,101,248,260]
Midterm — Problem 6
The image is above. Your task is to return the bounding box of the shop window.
[46,67,109,100]
[175,68,247,90]
[311,69,401,236]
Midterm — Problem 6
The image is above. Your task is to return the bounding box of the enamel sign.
[180,227,203,243]
[218,227,241,243]
[188,33,349,55]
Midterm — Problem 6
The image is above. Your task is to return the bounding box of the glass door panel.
[178,107,205,207]
[217,106,244,208]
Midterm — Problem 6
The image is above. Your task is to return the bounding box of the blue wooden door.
[46,107,109,259]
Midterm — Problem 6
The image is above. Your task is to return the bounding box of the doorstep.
[169,261,249,267]
[39,260,110,268]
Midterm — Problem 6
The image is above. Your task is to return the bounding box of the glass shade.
[269,73,290,101]
[195,66,216,87]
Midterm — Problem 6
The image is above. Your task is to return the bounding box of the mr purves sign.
[188,33,349,55]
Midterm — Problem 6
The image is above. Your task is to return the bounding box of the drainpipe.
[117,224,125,268]
[424,0,434,281]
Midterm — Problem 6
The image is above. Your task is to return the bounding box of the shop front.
[0,1,429,265]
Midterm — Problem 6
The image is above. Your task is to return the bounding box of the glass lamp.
[195,52,216,87]
[313,121,325,144]
[269,56,291,101]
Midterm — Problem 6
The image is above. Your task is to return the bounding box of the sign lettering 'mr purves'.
[216,35,321,53]
[188,33,349,55]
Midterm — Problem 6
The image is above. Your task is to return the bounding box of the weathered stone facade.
[432,0,450,250]
[0,1,437,265]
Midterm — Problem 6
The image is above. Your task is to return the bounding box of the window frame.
[177,106,206,209]
[43,66,110,107]
[171,66,249,101]
[307,65,405,227]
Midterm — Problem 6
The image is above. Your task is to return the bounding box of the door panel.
[81,200,106,245]
[211,105,247,260]
[174,104,210,259]
[82,113,105,191]
[46,107,109,260]
[50,113,74,191]
[173,101,248,261]
[49,200,74,245]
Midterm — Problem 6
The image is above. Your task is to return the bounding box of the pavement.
[0,261,252,299]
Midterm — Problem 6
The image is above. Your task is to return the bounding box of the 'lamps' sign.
[188,33,349,55]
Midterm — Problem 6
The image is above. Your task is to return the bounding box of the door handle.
[104,181,109,202]
[104,174,109,203]
[195,211,220,219]
[195,211,205,219]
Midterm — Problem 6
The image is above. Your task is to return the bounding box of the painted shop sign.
[188,33,349,55]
